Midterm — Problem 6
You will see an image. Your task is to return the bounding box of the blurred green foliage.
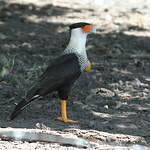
[0,54,12,80]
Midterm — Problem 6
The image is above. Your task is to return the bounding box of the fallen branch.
[0,128,98,148]
[0,128,149,150]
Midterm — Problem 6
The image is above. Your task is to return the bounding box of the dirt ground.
[0,0,150,149]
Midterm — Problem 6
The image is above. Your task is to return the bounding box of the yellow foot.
[57,117,78,123]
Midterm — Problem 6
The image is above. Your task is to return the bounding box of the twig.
[10,55,17,73]
[130,54,150,59]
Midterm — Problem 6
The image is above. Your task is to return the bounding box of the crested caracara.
[10,22,96,123]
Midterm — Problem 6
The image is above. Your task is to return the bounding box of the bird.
[10,22,96,123]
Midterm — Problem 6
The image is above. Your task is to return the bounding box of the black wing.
[10,53,81,120]
[27,53,81,99]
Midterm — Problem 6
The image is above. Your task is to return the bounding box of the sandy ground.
[0,0,150,149]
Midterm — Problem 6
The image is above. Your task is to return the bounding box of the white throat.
[67,28,87,52]
[63,28,90,71]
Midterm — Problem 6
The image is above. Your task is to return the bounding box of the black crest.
[69,22,91,30]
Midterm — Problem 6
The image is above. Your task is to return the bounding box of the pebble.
[0,33,7,40]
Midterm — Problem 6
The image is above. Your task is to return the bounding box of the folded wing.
[10,53,81,120]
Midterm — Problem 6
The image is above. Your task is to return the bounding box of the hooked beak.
[92,27,96,33]
[82,25,96,33]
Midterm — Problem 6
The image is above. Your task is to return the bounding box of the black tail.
[10,97,38,120]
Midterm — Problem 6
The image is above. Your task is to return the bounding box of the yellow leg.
[57,100,77,123]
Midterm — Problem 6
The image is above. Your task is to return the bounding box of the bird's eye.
[82,25,93,33]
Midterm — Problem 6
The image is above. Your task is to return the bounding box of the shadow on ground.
[0,1,149,145]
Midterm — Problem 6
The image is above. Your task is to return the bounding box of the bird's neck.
[66,29,87,53]
[64,28,90,71]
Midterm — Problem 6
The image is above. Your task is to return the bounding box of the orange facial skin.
[82,25,93,33]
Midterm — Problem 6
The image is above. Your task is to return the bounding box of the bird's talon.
[57,117,78,123]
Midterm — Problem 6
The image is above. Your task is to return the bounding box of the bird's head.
[67,22,96,50]
[69,22,96,34]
